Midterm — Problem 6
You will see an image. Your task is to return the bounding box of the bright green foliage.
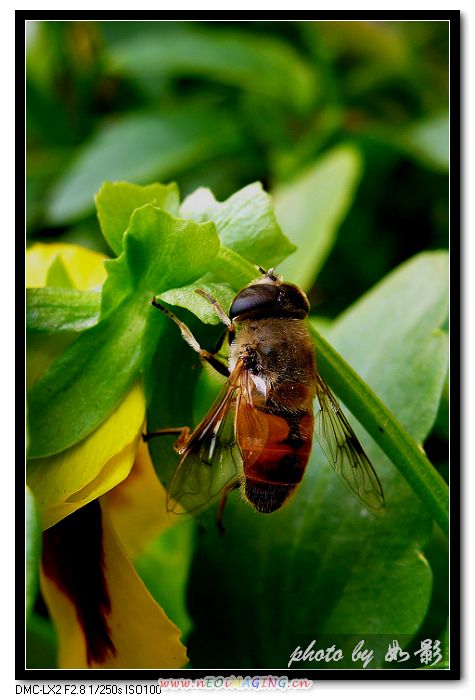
[158,181,300,323]
[26,288,101,333]
[328,252,448,443]
[181,182,296,269]
[26,486,42,620]
[312,253,449,535]
[96,181,180,255]
[27,298,148,458]
[159,277,236,326]
[26,183,294,459]
[45,256,75,288]
[100,204,220,316]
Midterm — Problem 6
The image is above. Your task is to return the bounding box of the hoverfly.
[145,267,384,527]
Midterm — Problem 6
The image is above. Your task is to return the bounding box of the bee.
[145,267,384,527]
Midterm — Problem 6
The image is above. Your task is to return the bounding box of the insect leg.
[142,426,189,443]
[216,480,240,535]
[143,426,196,458]
[194,288,234,331]
[151,298,230,377]
[211,329,228,355]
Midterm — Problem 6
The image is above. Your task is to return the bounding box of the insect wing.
[315,373,385,511]
[166,364,244,514]
[234,370,273,467]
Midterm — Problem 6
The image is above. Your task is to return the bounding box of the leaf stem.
[310,327,449,536]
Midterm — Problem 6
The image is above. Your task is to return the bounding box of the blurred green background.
[26,19,448,319]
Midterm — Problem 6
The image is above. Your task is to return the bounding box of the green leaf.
[143,288,229,488]
[27,205,221,458]
[328,252,449,444]
[181,182,295,269]
[26,486,42,620]
[46,108,243,225]
[106,28,317,112]
[404,523,448,660]
[186,251,448,668]
[211,246,262,291]
[45,255,75,288]
[26,288,101,333]
[158,275,236,325]
[95,180,180,256]
[27,298,147,458]
[310,326,448,536]
[432,369,449,441]
[26,614,58,670]
[101,204,220,317]
[398,113,449,173]
[26,333,78,393]
[154,177,303,324]
[312,252,449,536]
[273,145,362,290]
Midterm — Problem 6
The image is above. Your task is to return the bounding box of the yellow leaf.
[26,242,109,389]
[28,383,146,530]
[27,241,188,670]
[26,243,107,290]
[40,501,188,669]
[105,439,183,559]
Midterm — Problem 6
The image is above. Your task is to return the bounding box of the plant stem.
[310,327,449,536]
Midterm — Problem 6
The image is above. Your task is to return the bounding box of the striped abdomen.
[236,400,314,513]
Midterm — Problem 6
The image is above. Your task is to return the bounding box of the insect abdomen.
[237,408,313,513]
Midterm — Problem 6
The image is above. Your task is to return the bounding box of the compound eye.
[229,284,279,320]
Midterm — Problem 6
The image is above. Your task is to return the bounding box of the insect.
[145,266,384,527]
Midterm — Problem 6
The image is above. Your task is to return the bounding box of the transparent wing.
[166,363,244,515]
[315,373,385,511]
